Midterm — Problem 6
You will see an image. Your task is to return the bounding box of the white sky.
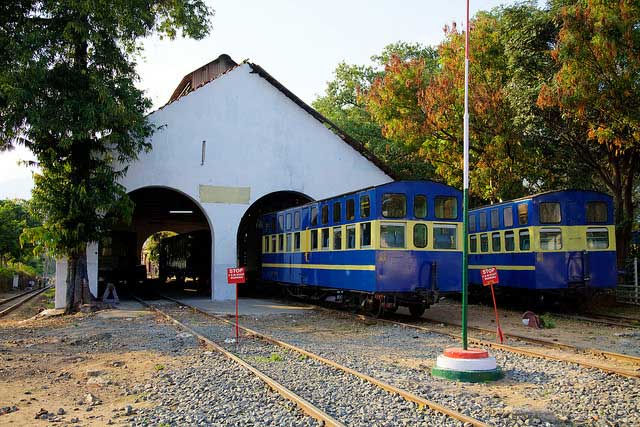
[0,0,528,199]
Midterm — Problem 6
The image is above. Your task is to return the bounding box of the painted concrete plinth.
[431,348,503,383]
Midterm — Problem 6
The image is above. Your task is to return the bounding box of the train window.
[413,224,428,248]
[382,194,406,218]
[346,199,355,221]
[311,229,318,250]
[286,233,292,252]
[294,232,301,251]
[333,202,342,223]
[346,225,356,249]
[414,195,427,219]
[286,213,292,230]
[311,206,318,226]
[539,202,561,224]
[294,212,300,229]
[278,234,284,252]
[360,195,371,218]
[278,215,284,232]
[321,228,330,249]
[517,203,528,225]
[587,227,609,249]
[504,207,513,227]
[380,222,406,248]
[333,227,342,250]
[469,235,477,253]
[271,217,276,233]
[519,230,530,251]
[469,215,476,232]
[492,232,501,252]
[321,205,329,225]
[435,196,457,219]
[479,212,487,231]
[271,235,277,253]
[360,222,372,247]
[540,228,562,250]
[491,209,499,229]
[505,231,515,251]
[586,202,607,223]
[434,224,457,249]
[480,233,489,252]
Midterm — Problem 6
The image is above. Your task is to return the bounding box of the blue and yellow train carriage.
[259,181,463,316]
[468,190,616,293]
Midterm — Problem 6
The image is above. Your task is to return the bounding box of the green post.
[461,188,469,350]
[462,0,470,351]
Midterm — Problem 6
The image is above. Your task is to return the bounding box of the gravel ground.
[150,301,466,427]
[129,351,319,427]
[239,309,640,427]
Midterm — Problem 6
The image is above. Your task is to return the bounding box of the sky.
[0,0,530,200]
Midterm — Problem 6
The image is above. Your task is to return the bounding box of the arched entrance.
[236,191,313,293]
[98,186,213,296]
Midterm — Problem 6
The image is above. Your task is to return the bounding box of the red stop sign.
[227,267,245,284]
[480,267,499,286]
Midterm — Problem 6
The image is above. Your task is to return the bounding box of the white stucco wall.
[56,63,392,303]
[54,242,99,308]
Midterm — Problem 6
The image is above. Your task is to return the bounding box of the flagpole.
[461,0,470,351]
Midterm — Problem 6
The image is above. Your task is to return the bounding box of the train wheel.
[408,303,426,318]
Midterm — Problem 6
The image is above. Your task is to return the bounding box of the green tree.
[538,0,640,264]
[368,8,569,203]
[313,42,438,179]
[0,199,28,266]
[1,1,212,312]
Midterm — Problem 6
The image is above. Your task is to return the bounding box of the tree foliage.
[537,0,640,263]
[313,43,438,179]
[0,1,212,311]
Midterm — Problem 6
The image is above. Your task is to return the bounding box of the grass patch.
[154,364,165,371]
[43,287,56,309]
[298,354,308,361]
[254,352,284,363]
[540,313,557,329]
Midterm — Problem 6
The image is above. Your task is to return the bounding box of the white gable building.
[55,55,393,308]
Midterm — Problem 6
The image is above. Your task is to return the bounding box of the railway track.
[137,295,488,427]
[553,312,640,329]
[413,316,640,366]
[343,311,640,379]
[0,286,52,318]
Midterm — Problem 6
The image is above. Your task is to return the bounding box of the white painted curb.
[436,355,498,371]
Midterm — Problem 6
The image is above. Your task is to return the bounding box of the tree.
[537,0,640,265]
[313,42,438,179]
[367,7,571,203]
[0,1,212,312]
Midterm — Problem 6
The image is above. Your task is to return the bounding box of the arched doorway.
[98,186,213,296]
[236,191,313,294]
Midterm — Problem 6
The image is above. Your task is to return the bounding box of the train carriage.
[467,190,617,294]
[259,181,463,316]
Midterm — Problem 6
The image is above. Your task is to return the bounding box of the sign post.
[480,267,504,343]
[227,267,246,342]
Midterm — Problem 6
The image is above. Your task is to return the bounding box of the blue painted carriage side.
[468,190,616,291]
[376,250,462,293]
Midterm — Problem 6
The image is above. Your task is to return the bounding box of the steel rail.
[553,313,640,329]
[415,317,640,366]
[0,286,52,318]
[345,313,640,379]
[132,296,345,427]
[160,295,489,427]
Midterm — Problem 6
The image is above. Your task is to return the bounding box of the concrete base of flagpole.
[431,348,503,382]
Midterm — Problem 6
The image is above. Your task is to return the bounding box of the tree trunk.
[64,244,94,314]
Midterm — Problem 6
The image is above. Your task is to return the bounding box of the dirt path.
[0,302,200,426]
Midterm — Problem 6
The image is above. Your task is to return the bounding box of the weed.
[154,364,165,371]
[254,353,284,363]
[298,354,308,361]
[540,313,556,329]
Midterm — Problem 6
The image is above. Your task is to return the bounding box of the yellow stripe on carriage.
[468,265,536,271]
[262,263,376,271]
